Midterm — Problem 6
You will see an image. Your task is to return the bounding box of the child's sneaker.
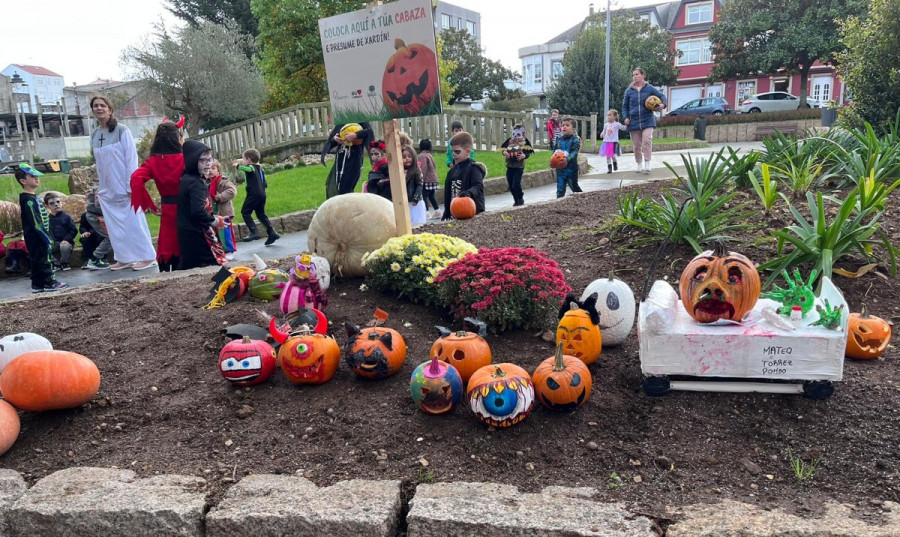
[132,259,158,271]
[31,286,45,294]
[225,253,236,261]
[86,258,110,270]
[61,263,71,271]
[42,281,69,292]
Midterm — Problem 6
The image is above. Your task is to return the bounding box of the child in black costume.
[233,148,279,246]
[14,164,68,293]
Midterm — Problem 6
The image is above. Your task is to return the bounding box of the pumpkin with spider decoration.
[556,293,603,365]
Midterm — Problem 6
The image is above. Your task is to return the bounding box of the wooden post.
[590,113,598,150]
[383,119,412,236]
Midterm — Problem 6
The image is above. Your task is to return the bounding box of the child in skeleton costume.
[177,141,226,270]
[441,131,486,220]
[131,117,185,271]
[321,122,374,198]
[500,125,534,206]
[89,95,157,271]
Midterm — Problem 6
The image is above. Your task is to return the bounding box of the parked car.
[738,91,821,113]
[667,97,732,116]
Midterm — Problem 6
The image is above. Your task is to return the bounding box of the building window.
[737,81,757,103]
[441,14,451,29]
[676,39,712,65]
[533,61,542,84]
[640,14,650,22]
[466,20,476,35]
[686,2,713,24]
[551,60,564,79]
[457,18,463,30]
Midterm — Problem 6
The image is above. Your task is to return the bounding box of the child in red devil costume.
[130,117,185,271]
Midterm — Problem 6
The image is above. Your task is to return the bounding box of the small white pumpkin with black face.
[0,333,53,373]
[581,276,635,346]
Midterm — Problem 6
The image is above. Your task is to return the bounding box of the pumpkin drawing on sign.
[533,343,592,411]
[468,363,535,428]
[846,304,892,360]
[556,293,603,365]
[269,319,341,384]
[410,357,464,415]
[431,318,491,383]
[679,245,760,324]
[382,39,439,116]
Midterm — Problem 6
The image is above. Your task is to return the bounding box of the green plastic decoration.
[762,269,818,316]
[809,299,844,330]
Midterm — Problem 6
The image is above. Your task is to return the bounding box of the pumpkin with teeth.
[556,293,603,365]
[468,363,534,428]
[430,318,491,383]
[846,304,892,360]
[269,319,340,384]
[410,357,464,415]
[344,324,407,379]
[382,39,439,116]
[533,343,592,411]
[679,246,760,324]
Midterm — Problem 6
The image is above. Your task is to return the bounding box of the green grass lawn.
[2,149,552,241]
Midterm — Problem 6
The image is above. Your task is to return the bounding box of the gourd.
[0,350,101,412]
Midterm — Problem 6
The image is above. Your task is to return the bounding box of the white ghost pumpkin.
[581,277,636,346]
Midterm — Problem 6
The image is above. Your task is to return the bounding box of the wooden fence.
[198,102,599,159]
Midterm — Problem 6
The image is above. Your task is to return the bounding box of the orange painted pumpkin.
[0,350,100,412]
[645,95,663,111]
[846,304,892,359]
[382,39,439,116]
[679,246,760,324]
[269,319,341,384]
[0,399,20,456]
[467,363,535,428]
[549,151,568,169]
[344,324,407,379]
[533,343,592,411]
[556,294,602,365]
[450,196,477,220]
[430,321,492,384]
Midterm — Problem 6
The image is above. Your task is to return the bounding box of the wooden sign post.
[383,119,412,236]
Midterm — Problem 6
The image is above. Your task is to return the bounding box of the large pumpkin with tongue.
[679,245,760,324]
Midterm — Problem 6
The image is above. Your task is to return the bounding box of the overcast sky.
[1,0,659,86]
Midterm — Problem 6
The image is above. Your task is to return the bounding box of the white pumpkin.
[307,193,396,278]
[581,277,636,346]
[0,333,53,373]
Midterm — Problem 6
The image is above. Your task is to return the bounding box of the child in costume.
[545,109,562,150]
[555,117,583,198]
[233,148,279,246]
[366,140,391,200]
[500,124,534,206]
[14,164,68,293]
[402,145,426,225]
[442,131,486,220]
[82,187,112,270]
[131,118,185,271]
[600,109,626,174]
[417,139,440,219]
[43,192,77,271]
[208,159,238,260]
[321,122,374,198]
[177,141,226,270]
[445,121,474,168]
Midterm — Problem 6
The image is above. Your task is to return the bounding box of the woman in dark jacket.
[622,67,667,174]
[322,122,374,197]
[176,140,225,270]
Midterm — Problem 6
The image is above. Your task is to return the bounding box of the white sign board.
[319,0,442,124]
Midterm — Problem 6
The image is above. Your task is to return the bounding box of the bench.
[756,123,799,140]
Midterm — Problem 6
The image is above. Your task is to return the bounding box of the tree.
[547,12,679,117]
[122,20,265,136]
[166,0,258,38]
[439,28,520,104]
[709,0,866,107]
[836,0,900,132]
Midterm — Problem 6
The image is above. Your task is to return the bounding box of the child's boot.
[613,160,618,171]
[264,227,280,246]
[607,164,613,174]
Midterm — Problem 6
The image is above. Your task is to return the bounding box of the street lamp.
[10,73,33,166]
[603,0,611,119]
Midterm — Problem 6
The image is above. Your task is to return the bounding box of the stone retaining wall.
[1,468,897,536]
[654,118,820,143]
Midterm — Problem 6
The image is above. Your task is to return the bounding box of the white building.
[0,64,65,114]
[434,1,481,46]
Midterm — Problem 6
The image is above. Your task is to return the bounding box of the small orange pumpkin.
[846,304,892,359]
[269,319,341,384]
[450,196,477,220]
[344,323,407,379]
[382,39,439,116]
[533,343,592,411]
[0,350,101,412]
[0,399,20,456]
[679,245,760,324]
[549,151,568,169]
[430,320,492,384]
[467,363,535,428]
[556,294,602,365]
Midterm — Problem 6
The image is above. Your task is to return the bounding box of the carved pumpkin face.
[550,151,568,170]
[846,304,892,359]
[410,357,464,415]
[430,330,491,384]
[276,331,341,385]
[467,363,535,428]
[382,39,439,116]
[556,308,602,365]
[449,197,477,220]
[218,336,277,387]
[533,344,593,411]
[344,324,407,379]
[679,249,760,324]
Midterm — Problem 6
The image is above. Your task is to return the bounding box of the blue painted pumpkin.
[410,357,463,415]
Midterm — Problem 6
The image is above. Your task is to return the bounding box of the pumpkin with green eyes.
[679,246,760,324]
[269,319,340,385]
[382,39,439,116]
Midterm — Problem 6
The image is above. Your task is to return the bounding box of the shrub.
[657,108,821,127]
[0,201,22,234]
[361,233,477,305]
[434,247,571,332]
[283,162,294,170]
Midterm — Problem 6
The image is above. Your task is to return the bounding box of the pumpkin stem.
[553,343,566,372]
[492,365,506,378]
[455,330,469,337]
[607,270,617,281]
[713,241,728,257]
[242,335,251,344]
[428,356,442,375]
[860,303,870,318]
[367,331,380,340]
[569,302,580,311]
[395,38,406,50]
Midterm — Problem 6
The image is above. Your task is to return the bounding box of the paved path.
[0,141,763,300]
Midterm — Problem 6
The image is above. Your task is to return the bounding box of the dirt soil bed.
[2,181,899,527]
